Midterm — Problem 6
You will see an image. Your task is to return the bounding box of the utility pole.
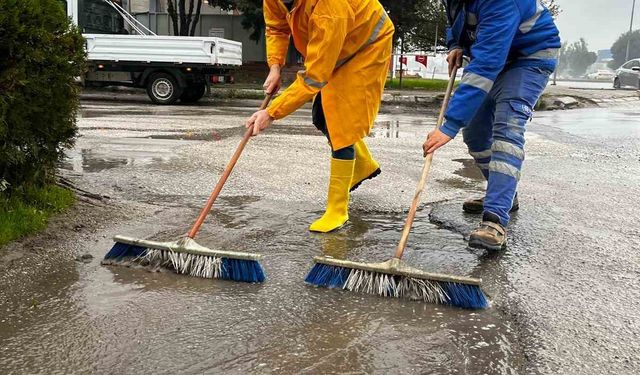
[434,22,438,55]
[552,47,561,85]
[625,0,636,62]
[399,35,404,90]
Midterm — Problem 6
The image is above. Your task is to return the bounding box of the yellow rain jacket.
[264,0,394,150]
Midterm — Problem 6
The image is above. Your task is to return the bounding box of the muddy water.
[1,100,524,374]
[1,199,519,374]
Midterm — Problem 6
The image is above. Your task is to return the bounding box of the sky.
[554,0,638,51]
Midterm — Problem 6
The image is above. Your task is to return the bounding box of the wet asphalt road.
[1,97,639,374]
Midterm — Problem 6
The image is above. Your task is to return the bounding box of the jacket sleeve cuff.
[440,120,462,138]
[266,105,281,120]
[267,57,285,68]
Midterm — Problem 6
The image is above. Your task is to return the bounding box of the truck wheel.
[146,73,182,104]
[180,83,206,104]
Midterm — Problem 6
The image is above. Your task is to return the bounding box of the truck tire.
[180,83,206,104]
[146,72,182,104]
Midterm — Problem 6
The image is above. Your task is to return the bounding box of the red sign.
[415,55,428,67]
[398,56,407,65]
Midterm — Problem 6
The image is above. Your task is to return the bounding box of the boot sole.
[462,204,484,214]
[309,220,348,233]
[469,237,507,251]
[463,203,520,215]
[350,168,381,192]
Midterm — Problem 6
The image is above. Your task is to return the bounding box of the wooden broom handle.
[394,68,458,259]
[187,94,273,239]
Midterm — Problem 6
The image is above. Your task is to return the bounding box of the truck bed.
[84,34,242,66]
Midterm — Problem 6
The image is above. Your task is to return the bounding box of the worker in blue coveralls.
[423,0,560,251]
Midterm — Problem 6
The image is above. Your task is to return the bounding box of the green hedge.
[0,0,85,192]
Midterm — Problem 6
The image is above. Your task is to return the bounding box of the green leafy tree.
[202,0,262,41]
[0,0,86,190]
[562,38,597,77]
[609,30,640,69]
[235,0,264,42]
[404,0,447,52]
[383,0,446,53]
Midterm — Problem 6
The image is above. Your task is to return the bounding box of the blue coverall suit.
[441,0,561,226]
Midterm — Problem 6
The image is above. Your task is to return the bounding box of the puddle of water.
[452,158,486,181]
[0,197,521,374]
[369,116,436,139]
[267,123,324,137]
[80,104,229,119]
[145,126,246,142]
[371,120,402,138]
[437,177,484,191]
[61,138,191,173]
[535,107,640,138]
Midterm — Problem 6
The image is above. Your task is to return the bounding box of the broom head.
[102,235,265,283]
[305,256,488,309]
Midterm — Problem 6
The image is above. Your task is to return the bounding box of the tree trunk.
[190,0,203,36]
[186,0,195,35]
[167,0,179,36]
[179,0,188,36]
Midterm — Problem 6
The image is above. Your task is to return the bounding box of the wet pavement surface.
[1,99,639,374]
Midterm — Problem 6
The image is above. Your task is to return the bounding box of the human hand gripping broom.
[102,95,274,283]
[304,68,489,309]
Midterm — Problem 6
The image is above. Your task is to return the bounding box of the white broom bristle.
[135,249,223,279]
[343,269,449,304]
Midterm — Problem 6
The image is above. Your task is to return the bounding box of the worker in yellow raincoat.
[246,0,394,233]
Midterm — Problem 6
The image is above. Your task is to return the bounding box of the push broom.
[102,95,274,283]
[305,69,489,309]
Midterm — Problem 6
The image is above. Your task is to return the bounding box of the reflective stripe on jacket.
[441,0,560,139]
[264,0,394,150]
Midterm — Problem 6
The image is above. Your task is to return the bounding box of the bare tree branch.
[190,0,203,36]
[186,0,195,34]
[179,0,188,36]
[167,0,179,36]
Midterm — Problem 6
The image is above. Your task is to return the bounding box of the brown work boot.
[469,212,507,251]
[463,193,519,214]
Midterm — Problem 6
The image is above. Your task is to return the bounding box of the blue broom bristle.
[441,282,489,310]
[304,263,349,288]
[305,263,489,310]
[104,241,148,259]
[220,258,266,283]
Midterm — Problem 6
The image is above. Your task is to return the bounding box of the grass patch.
[0,185,75,248]
[386,78,453,91]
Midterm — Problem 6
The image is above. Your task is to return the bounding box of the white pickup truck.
[68,0,242,104]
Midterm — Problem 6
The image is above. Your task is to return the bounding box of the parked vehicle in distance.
[67,0,242,105]
[83,34,241,104]
[614,59,640,89]
[587,69,615,81]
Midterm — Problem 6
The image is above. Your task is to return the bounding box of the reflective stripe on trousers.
[462,65,552,226]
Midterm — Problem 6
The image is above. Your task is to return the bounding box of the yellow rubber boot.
[350,139,381,192]
[309,158,355,233]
